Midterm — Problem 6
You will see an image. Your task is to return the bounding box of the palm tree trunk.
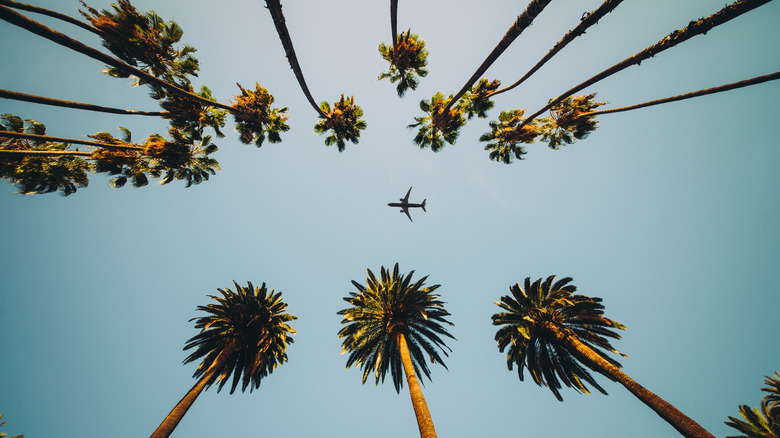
[0,0,99,35]
[0,5,234,113]
[490,0,624,97]
[578,71,780,117]
[440,0,552,115]
[0,89,166,116]
[546,323,715,438]
[0,131,143,150]
[396,332,438,438]
[0,149,91,157]
[517,0,772,130]
[390,0,399,55]
[150,343,237,438]
[263,0,328,119]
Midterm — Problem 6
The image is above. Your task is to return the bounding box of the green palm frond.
[461,78,499,119]
[726,372,780,438]
[492,275,626,401]
[378,30,429,97]
[80,0,199,86]
[338,263,455,393]
[479,109,542,164]
[408,92,466,152]
[0,413,23,438]
[231,83,289,147]
[540,93,606,149]
[313,95,366,151]
[1,116,89,195]
[183,281,296,394]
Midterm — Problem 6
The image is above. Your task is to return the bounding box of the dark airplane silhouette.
[388,187,426,222]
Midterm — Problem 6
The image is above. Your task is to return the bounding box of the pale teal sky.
[1,1,779,437]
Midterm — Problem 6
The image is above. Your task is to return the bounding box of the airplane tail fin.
[421,199,427,212]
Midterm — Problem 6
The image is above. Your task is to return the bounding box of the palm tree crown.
[726,372,780,438]
[183,281,297,394]
[492,275,626,401]
[337,263,455,393]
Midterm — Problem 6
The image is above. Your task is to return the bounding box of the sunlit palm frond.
[183,281,296,394]
[492,275,626,400]
[338,263,454,393]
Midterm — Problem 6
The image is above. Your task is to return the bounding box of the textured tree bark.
[397,332,438,438]
[0,5,234,112]
[264,0,328,119]
[150,344,237,438]
[518,0,773,130]
[0,89,165,116]
[543,322,715,438]
[440,0,552,115]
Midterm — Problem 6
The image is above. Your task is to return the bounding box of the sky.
[1,0,779,437]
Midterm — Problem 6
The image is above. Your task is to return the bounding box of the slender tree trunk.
[440,0,552,115]
[263,0,328,118]
[490,0,624,97]
[0,131,143,150]
[150,344,237,438]
[542,322,715,438]
[0,89,166,116]
[396,332,438,438]
[0,0,100,35]
[0,5,234,113]
[390,0,399,55]
[517,0,772,130]
[0,149,91,157]
[578,71,780,117]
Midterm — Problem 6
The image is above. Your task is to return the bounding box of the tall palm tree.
[263,0,366,150]
[151,281,296,438]
[378,0,429,97]
[410,0,551,151]
[0,3,286,145]
[516,0,772,131]
[492,276,715,438]
[1,115,219,194]
[338,263,455,438]
[725,372,780,438]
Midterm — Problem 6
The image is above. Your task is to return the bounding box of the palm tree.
[378,0,429,97]
[479,109,542,164]
[725,372,780,438]
[516,0,772,131]
[338,263,455,438]
[1,115,220,194]
[409,0,551,150]
[0,89,165,116]
[151,281,296,438]
[263,0,366,150]
[0,3,286,145]
[492,276,715,438]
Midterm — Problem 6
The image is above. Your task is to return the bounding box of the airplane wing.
[402,186,412,203]
[403,207,413,222]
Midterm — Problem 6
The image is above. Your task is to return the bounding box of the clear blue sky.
[1,0,779,437]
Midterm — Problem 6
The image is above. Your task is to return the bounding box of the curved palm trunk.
[0,5,234,113]
[490,0,624,97]
[396,332,438,438]
[150,343,237,438]
[0,131,143,150]
[263,0,327,119]
[0,89,166,116]
[578,71,780,117]
[517,0,772,130]
[542,323,714,438]
[0,0,99,35]
[440,0,552,115]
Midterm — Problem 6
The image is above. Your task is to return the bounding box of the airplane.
[388,187,426,222]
